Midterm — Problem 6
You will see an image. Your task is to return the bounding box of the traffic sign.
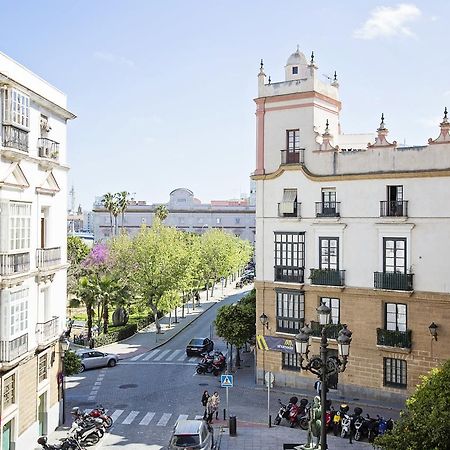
[221,374,233,387]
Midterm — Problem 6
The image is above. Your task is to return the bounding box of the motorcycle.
[196,359,223,375]
[289,398,309,430]
[340,411,352,438]
[68,418,104,446]
[333,403,349,436]
[352,407,367,441]
[325,401,335,432]
[274,396,298,426]
[366,414,379,443]
[37,435,86,450]
[72,406,112,430]
[377,415,394,436]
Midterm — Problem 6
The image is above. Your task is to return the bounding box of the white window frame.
[9,202,31,251]
[2,88,30,130]
[321,297,340,324]
[9,288,28,337]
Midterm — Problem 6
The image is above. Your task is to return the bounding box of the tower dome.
[285,45,308,81]
[286,47,307,66]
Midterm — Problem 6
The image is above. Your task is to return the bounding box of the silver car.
[76,350,119,372]
[169,420,214,450]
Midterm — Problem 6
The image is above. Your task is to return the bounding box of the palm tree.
[155,204,169,222]
[102,193,115,236]
[117,191,129,232]
[112,197,121,236]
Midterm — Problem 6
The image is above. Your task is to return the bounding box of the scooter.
[340,412,352,438]
[353,407,367,441]
[196,360,222,376]
[366,414,379,443]
[289,398,309,430]
[274,399,290,425]
[377,415,394,436]
[333,403,349,436]
[68,419,104,446]
[87,405,113,429]
[37,435,86,450]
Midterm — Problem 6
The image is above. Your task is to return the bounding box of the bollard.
[268,414,271,428]
[223,408,226,420]
[229,416,237,436]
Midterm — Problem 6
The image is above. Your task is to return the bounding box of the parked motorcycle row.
[275,398,394,443]
[37,405,113,450]
[196,351,226,376]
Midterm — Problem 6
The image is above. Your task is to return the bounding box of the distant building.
[92,188,255,243]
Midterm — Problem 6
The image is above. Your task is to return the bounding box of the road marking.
[177,414,189,422]
[110,410,124,422]
[195,415,204,420]
[166,349,181,361]
[153,350,171,361]
[142,349,160,361]
[91,386,100,391]
[156,413,172,426]
[188,357,198,362]
[178,352,188,361]
[139,412,155,425]
[94,381,102,386]
[122,411,139,425]
[88,396,96,401]
[129,353,145,361]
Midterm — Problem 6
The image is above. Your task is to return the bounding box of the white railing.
[36,316,59,345]
[0,252,30,276]
[0,334,28,362]
[36,247,61,269]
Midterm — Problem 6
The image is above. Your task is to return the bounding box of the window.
[286,129,300,150]
[2,88,30,129]
[385,303,407,332]
[3,374,16,409]
[321,297,340,324]
[282,353,301,371]
[276,290,304,333]
[319,237,339,270]
[279,189,298,216]
[274,232,305,283]
[383,238,406,273]
[292,66,298,75]
[10,288,28,336]
[384,358,407,388]
[38,354,48,383]
[9,202,31,251]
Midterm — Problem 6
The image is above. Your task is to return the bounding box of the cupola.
[285,45,308,81]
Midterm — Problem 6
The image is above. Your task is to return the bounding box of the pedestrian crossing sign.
[221,374,233,387]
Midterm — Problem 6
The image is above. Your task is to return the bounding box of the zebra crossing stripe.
[188,357,197,362]
[142,349,160,361]
[139,412,155,425]
[166,349,182,361]
[122,411,139,425]
[177,352,188,361]
[153,350,171,361]
[156,413,172,426]
[177,414,189,422]
[110,410,124,422]
[194,415,204,420]
[130,353,145,361]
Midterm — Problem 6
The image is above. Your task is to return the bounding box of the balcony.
[310,321,343,339]
[36,247,61,269]
[374,272,414,291]
[38,138,60,161]
[274,266,304,283]
[377,328,412,349]
[310,269,345,286]
[380,201,408,217]
[281,148,305,165]
[0,334,28,363]
[2,125,28,152]
[0,252,30,276]
[315,202,341,218]
[278,202,301,218]
[36,316,60,346]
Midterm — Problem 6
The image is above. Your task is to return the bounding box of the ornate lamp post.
[59,336,70,425]
[295,304,352,450]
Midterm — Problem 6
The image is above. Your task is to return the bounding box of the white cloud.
[354,4,421,40]
[93,51,135,68]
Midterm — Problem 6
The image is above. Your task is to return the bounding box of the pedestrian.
[206,395,215,424]
[211,391,220,420]
[201,390,209,420]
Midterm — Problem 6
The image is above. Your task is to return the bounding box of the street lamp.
[259,313,269,330]
[294,304,352,450]
[59,335,70,425]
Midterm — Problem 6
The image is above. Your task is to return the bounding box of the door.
[40,217,46,248]
[383,238,406,274]
[319,238,339,271]
[321,189,336,216]
[2,421,12,450]
[286,130,300,163]
[387,186,403,216]
[38,392,47,436]
[89,351,106,368]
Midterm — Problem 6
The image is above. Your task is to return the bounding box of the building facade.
[0,52,75,449]
[253,48,450,402]
[92,188,256,243]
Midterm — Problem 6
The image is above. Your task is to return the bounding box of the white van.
[168,419,214,450]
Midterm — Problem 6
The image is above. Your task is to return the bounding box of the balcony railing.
[38,138,60,160]
[380,201,408,217]
[281,148,305,165]
[278,202,301,218]
[310,321,343,339]
[0,252,30,276]
[36,247,61,269]
[0,334,28,362]
[274,266,304,283]
[36,316,60,345]
[2,125,29,152]
[310,269,345,286]
[377,328,412,349]
[374,272,414,291]
[315,202,341,217]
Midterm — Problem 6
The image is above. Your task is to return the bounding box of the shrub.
[93,323,137,347]
[64,350,81,375]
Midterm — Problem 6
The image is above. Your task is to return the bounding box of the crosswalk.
[122,349,203,365]
[92,409,205,427]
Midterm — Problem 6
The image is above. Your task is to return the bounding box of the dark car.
[186,338,214,357]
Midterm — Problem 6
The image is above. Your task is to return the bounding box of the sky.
[1,1,449,209]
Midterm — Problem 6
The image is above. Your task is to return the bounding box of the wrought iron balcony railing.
[278,202,301,218]
[36,316,60,345]
[36,247,61,269]
[274,266,304,283]
[310,321,343,339]
[380,201,408,217]
[280,148,305,165]
[2,125,29,152]
[377,328,412,349]
[0,334,28,362]
[0,252,30,276]
[315,202,341,217]
[310,269,345,286]
[374,272,414,291]
[38,138,60,160]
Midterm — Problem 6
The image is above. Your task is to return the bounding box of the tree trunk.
[206,282,209,301]
[236,347,241,368]
[109,213,113,236]
[210,279,215,297]
[87,306,93,341]
[121,212,125,231]
[103,302,108,334]
[149,300,161,333]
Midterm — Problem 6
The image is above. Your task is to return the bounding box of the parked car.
[76,349,119,372]
[168,419,214,450]
[186,338,214,356]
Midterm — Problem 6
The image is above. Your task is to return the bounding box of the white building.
[0,52,75,449]
[254,48,450,401]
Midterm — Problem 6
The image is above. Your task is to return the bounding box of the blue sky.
[1,1,448,209]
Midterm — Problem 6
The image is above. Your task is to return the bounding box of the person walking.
[206,395,215,424]
[211,391,220,420]
[201,390,209,420]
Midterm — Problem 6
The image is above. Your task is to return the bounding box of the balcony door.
[38,392,47,436]
[286,129,300,163]
[383,238,406,274]
[321,188,336,215]
[319,237,339,270]
[2,420,13,450]
[387,185,403,216]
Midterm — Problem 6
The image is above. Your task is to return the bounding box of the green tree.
[375,359,450,450]
[71,275,98,340]
[155,204,169,222]
[117,191,129,232]
[67,236,90,294]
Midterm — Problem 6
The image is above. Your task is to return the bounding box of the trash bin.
[229,416,237,436]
